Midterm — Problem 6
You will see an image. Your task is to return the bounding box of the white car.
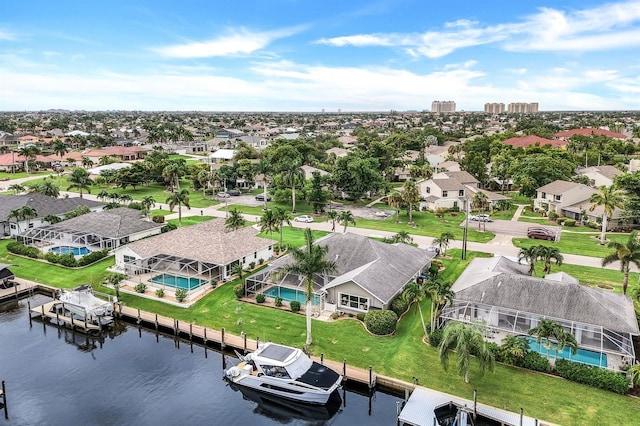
[294,215,313,223]
[374,211,390,217]
[217,192,230,198]
[470,214,493,222]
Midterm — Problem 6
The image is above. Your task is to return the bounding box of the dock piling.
[1,380,7,419]
[243,333,247,353]
[320,353,324,365]
[189,323,193,341]
[343,359,347,379]
[137,309,141,325]
[154,314,158,330]
[203,328,207,345]
[28,301,32,327]
[221,327,226,349]
[369,365,373,390]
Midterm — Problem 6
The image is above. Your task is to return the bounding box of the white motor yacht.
[57,285,114,326]
[224,342,342,405]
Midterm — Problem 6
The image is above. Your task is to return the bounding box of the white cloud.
[0,29,16,40]
[153,26,303,58]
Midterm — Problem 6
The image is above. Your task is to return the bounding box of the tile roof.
[503,135,566,148]
[555,128,627,139]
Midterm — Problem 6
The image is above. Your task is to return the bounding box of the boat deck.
[31,301,108,332]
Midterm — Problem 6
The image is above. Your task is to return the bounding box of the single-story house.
[440,256,639,370]
[114,219,276,291]
[577,165,623,188]
[0,193,103,237]
[245,232,433,315]
[20,207,162,251]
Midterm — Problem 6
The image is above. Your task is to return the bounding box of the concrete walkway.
[511,204,527,222]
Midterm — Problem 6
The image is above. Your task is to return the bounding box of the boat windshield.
[285,353,313,379]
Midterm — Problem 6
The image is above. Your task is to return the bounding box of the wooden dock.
[30,300,105,333]
[0,280,38,303]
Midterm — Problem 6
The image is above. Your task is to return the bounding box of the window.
[426,187,430,193]
[458,190,464,196]
[541,192,546,199]
[339,292,370,311]
[453,201,458,208]
[123,255,136,263]
[442,190,448,197]
[554,195,561,201]
[254,251,257,259]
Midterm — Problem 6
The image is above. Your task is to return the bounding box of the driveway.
[465,219,561,239]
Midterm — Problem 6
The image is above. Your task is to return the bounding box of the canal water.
[0,296,403,426]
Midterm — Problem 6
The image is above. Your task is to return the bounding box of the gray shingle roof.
[537,180,595,195]
[124,219,275,265]
[55,207,162,238]
[0,193,102,221]
[432,178,465,191]
[452,257,639,335]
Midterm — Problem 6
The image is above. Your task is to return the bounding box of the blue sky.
[1,0,639,111]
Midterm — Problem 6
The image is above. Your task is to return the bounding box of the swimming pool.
[524,336,607,368]
[50,246,92,256]
[263,286,321,305]
[149,274,207,290]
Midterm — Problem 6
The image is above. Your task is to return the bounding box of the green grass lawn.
[0,170,55,180]
[488,208,517,221]
[507,192,532,205]
[167,215,215,227]
[1,238,640,423]
[149,209,174,217]
[257,226,328,247]
[513,232,630,258]
[518,216,553,225]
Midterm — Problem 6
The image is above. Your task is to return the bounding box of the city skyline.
[1,1,640,112]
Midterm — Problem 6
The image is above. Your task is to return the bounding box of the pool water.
[524,336,608,368]
[50,245,92,256]
[150,274,207,290]
[263,286,321,305]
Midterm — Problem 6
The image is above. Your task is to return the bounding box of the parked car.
[426,246,440,256]
[226,189,241,196]
[470,214,493,222]
[217,192,230,198]
[255,194,272,201]
[374,211,390,217]
[527,227,556,241]
[294,215,313,223]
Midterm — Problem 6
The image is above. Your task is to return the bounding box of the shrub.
[364,309,398,335]
[249,261,256,269]
[548,211,559,220]
[356,313,366,322]
[161,223,177,233]
[555,359,629,394]
[151,215,165,223]
[128,202,143,210]
[330,312,340,320]
[258,258,264,265]
[564,219,576,227]
[428,329,443,347]
[518,351,550,372]
[7,241,41,259]
[175,288,187,302]
[233,284,245,299]
[56,253,78,267]
[134,283,147,293]
[256,293,266,303]
[77,249,109,266]
[155,288,165,298]
[587,221,599,229]
[390,297,409,317]
[556,217,566,225]
[274,296,283,307]
[290,300,301,312]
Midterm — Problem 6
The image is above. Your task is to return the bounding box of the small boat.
[224,342,343,405]
[56,285,114,326]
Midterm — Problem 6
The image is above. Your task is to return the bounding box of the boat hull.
[227,374,339,405]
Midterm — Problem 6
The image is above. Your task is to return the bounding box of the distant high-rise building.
[484,103,505,114]
[507,102,539,113]
[431,100,456,113]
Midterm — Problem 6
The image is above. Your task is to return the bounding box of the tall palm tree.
[283,160,305,213]
[326,210,338,232]
[402,180,420,225]
[81,156,94,169]
[402,281,428,335]
[8,208,24,233]
[162,159,187,192]
[166,189,190,226]
[225,208,246,231]
[32,179,59,198]
[258,209,279,240]
[472,191,490,230]
[432,232,454,256]
[279,228,337,346]
[52,139,68,161]
[18,145,40,175]
[392,231,413,244]
[338,210,356,233]
[141,195,156,217]
[67,167,92,198]
[98,189,110,202]
[589,185,625,245]
[528,319,578,360]
[518,246,542,275]
[438,322,495,384]
[120,194,133,205]
[538,246,563,274]
[602,230,640,295]
[425,278,454,333]
[255,159,272,210]
[387,191,404,223]
[274,206,292,249]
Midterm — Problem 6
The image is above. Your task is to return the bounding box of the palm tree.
[18,145,40,175]
[166,189,190,226]
[438,322,495,384]
[104,272,126,299]
[81,156,94,169]
[32,179,59,198]
[255,159,272,210]
[120,194,133,205]
[162,159,187,192]
[538,246,563,274]
[402,180,420,225]
[67,167,92,198]
[628,364,640,387]
[432,232,454,256]
[499,335,530,366]
[225,208,246,231]
[602,230,640,295]
[231,263,245,280]
[8,183,25,194]
[326,210,338,232]
[425,278,454,333]
[98,189,110,202]
[52,139,68,161]
[279,228,337,346]
[338,210,356,233]
[528,319,578,360]
[283,160,305,213]
[472,191,489,230]
[518,246,541,275]
[402,281,428,335]
[392,231,413,244]
[8,208,24,233]
[589,185,625,245]
[387,191,404,223]
[259,209,279,240]
[274,206,292,248]
[141,195,156,217]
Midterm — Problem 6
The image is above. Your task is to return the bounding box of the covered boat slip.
[399,387,541,426]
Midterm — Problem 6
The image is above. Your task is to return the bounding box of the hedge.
[390,297,409,317]
[290,300,301,312]
[7,241,41,259]
[518,351,551,372]
[364,309,398,335]
[428,329,443,347]
[555,359,630,394]
[11,241,109,268]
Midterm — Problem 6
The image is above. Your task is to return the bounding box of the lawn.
[2,239,640,423]
[167,215,215,227]
[507,192,532,205]
[0,170,55,180]
[543,262,639,293]
[257,226,328,247]
[513,231,630,258]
